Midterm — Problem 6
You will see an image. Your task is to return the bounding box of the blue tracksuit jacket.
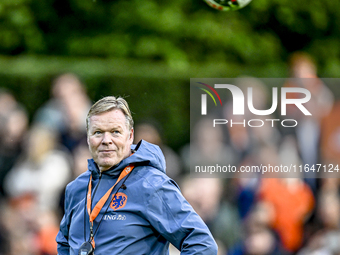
[56,140,218,254]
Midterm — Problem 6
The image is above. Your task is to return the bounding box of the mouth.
[99,150,115,153]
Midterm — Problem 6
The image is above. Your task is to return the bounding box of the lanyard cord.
[91,173,132,240]
[83,172,103,243]
[83,165,134,247]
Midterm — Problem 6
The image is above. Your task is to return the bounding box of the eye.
[94,130,102,135]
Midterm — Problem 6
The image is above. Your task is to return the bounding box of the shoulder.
[130,165,187,214]
[133,165,180,192]
[64,171,91,208]
[67,171,90,190]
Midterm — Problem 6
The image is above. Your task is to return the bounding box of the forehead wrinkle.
[89,113,127,131]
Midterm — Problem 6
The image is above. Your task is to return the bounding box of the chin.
[101,159,121,169]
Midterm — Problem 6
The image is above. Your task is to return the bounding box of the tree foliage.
[1,0,340,149]
[1,0,340,73]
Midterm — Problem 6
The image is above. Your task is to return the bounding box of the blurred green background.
[1,0,340,150]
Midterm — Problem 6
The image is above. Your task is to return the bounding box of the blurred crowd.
[0,73,92,255]
[1,52,340,255]
[182,52,340,255]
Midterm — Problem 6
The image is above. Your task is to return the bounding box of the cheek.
[125,135,133,147]
[88,138,99,151]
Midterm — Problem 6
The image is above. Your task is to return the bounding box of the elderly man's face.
[87,109,133,171]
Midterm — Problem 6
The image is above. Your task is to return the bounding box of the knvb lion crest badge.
[110,192,127,211]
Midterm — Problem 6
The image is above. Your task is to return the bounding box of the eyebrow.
[111,126,123,131]
[90,125,124,131]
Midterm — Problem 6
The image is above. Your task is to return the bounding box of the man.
[56,96,218,254]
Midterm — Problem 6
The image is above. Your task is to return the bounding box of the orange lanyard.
[86,165,134,248]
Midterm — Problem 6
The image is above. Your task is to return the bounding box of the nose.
[101,132,113,145]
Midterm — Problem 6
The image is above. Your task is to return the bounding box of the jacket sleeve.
[144,178,218,255]
[56,187,71,255]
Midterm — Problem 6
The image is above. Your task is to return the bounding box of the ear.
[129,128,134,143]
